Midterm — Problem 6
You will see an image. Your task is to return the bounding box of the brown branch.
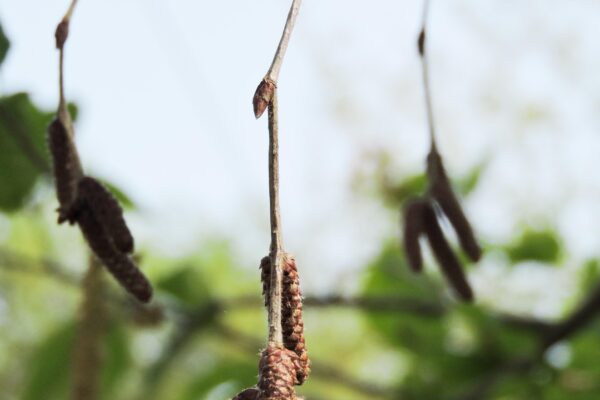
[70,255,107,400]
[418,0,436,149]
[265,0,303,84]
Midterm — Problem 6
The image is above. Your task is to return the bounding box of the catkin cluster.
[234,254,309,400]
[48,18,152,303]
[402,148,481,301]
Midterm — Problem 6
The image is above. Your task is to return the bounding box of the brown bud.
[75,204,152,302]
[253,78,276,119]
[55,20,69,49]
[233,388,260,400]
[47,118,82,220]
[402,199,427,272]
[258,344,298,400]
[421,201,474,302]
[417,29,426,56]
[77,177,134,254]
[427,149,482,262]
[281,254,310,384]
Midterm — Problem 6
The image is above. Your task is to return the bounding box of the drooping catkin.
[74,203,152,303]
[427,149,481,262]
[258,343,299,400]
[260,256,271,308]
[421,201,473,302]
[403,198,427,272]
[77,177,134,254]
[47,118,82,220]
[281,254,310,384]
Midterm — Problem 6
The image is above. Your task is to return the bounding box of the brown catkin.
[281,254,310,384]
[232,388,260,400]
[403,199,427,272]
[421,201,474,302]
[427,149,482,262]
[74,203,152,303]
[260,256,271,308]
[258,344,299,400]
[47,118,82,220]
[55,20,69,49]
[77,177,134,254]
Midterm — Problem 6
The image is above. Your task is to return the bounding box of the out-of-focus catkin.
[403,199,427,272]
[427,149,481,262]
[421,201,473,302]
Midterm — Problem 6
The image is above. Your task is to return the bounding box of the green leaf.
[0,93,53,212]
[0,23,9,67]
[456,163,485,197]
[180,360,257,400]
[22,321,75,400]
[156,265,211,306]
[381,174,427,208]
[100,323,131,399]
[504,229,561,264]
[101,180,136,210]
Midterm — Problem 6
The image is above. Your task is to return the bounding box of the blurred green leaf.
[381,174,427,208]
[100,323,131,399]
[0,93,53,212]
[455,163,485,197]
[181,360,257,400]
[0,23,9,67]
[579,259,600,295]
[504,229,561,264]
[22,321,75,400]
[101,181,136,210]
[157,265,211,306]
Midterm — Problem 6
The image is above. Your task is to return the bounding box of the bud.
[427,149,482,262]
[55,20,69,49]
[417,29,426,56]
[253,79,276,119]
[421,201,473,302]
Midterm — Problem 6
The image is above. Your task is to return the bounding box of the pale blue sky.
[1,1,600,313]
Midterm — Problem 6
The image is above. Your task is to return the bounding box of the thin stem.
[267,91,284,347]
[419,0,437,150]
[57,0,80,131]
[265,0,303,83]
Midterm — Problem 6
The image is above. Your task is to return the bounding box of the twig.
[57,0,80,130]
[267,90,284,347]
[418,0,436,149]
[266,0,303,83]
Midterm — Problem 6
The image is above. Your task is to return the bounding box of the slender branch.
[265,0,303,83]
[418,0,437,149]
[267,90,284,347]
[70,255,106,400]
[57,0,80,131]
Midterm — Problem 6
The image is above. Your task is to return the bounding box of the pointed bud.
[417,29,426,56]
[253,79,276,119]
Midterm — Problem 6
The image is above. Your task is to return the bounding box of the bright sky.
[1,1,600,313]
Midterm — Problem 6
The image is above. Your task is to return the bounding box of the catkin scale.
[232,388,260,400]
[403,199,426,272]
[427,150,482,262]
[421,202,473,302]
[77,177,134,254]
[258,344,299,400]
[47,118,82,220]
[75,204,152,303]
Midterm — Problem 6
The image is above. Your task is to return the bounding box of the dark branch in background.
[50,0,152,303]
[70,256,107,400]
[400,0,481,302]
